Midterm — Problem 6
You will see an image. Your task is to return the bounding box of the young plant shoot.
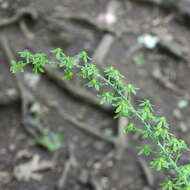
[11,49,190,190]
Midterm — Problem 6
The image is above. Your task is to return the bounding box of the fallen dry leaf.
[14,154,54,181]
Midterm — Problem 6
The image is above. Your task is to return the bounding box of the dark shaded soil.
[1,0,190,189]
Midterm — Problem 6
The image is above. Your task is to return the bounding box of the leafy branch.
[10,48,190,190]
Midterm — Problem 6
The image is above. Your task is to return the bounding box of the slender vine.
[10,48,190,190]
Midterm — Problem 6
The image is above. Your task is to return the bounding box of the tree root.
[116,116,128,160]
[0,8,38,40]
[92,34,115,66]
[19,20,35,40]
[0,37,115,144]
[158,40,189,62]
[0,36,45,137]
[0,36,33,116]
[0,7,38,27]
[138,157,154,187]
[51,5,138,37]
[0,89,20,106]
[132,0,190,21]
[47,101,116,145]
[151,66,186,97]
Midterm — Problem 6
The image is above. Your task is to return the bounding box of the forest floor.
[1,0,190,189]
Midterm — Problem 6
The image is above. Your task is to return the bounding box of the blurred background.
[1,0,190,189]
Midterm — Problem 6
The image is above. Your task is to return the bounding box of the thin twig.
[19,20,34,40]
[57,159,72,189]
[57,144,77,189]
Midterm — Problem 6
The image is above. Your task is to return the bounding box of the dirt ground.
[1,0,190,189]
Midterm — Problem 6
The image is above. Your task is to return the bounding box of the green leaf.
[38,67,45,73]
[162,180,176,190]
[10,61,27,73]
[138,145,154,156]
[63,69,74,79]
[124,122,142,133]
[125,84,139,95]
[132,54,144,67]
[157,117,169,128]
[154,126,171,140]
[76,51,90,64]
[150,157,170,171]
[79,64,99,79]
[35,132,63,151]
[139,99,154,111]
[51,48,65,60]
[19,50,32,63]
[86,79,101,91]
[139,107,154,121]
[113,100,132,118]
[98,92,117,104]
[168,138,188,152]
[104,66,124,81]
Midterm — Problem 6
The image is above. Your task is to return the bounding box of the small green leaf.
[98,92,117,104]
[162,180,176,190]
[104,66,124,81]
[139,99,154,111]
[63,69,74,79]
[124,122,142,133]
[138,145,153,156]
[86,79,101,91]
[168,138,188,152]
[35,132,63,151]
[38,67,45,73]
[150,157,170,171]
[132,54,144,67]
[125,84,139,95]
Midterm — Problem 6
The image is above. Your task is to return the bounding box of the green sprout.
[10,48,190,190]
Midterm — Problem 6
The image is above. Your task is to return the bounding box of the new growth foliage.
[11,48,190,190]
